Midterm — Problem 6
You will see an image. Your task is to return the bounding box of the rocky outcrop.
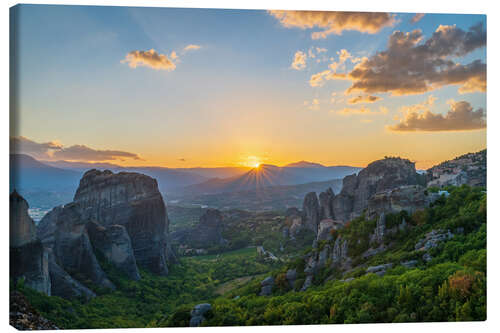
[366,263,393,276]
[303,192,321,233]
[331,158,419,222]
[192,209,225,247]
[73,169,173,275]
[10,190,37,248]
[316,219,343,241]
[10,291,59,330]
[318,188,335,220]
[172,209,226,249]
[282,208,306,239]
[87,221,140,280]
[189,303,212,327]
[259,276,274,296]
[50,203,115,291]
[48,249,96,300]
[286,269,297,289]
[366,185,431,219]
[10,191,51,295]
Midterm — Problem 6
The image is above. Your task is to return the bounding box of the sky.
[10,5,486,169]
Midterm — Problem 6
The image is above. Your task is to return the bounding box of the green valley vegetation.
[12,185,486,327]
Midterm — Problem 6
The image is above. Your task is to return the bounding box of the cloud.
[10,136,63,160]
[291,51,307,70]
[333,106,388,115]
[389,100,486,132]
[309,69,331,87]
[309,49,361,86]
[398,95,437,114]
[183,44,202,52]
[348,95,382,104]
[311,22,486,95]
[121,49,177,71]
[10,136,143,162]
[411,13,425,23]
[268,10,396,39]
[52,145,143,162]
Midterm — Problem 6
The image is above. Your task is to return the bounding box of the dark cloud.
[10,136,62,160]
[315,22,486,95]
[348,95,382,104]
[10,136,143,162]
[389,100,486,132]
[268,10,395,39]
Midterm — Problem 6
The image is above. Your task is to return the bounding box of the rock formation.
[47,249,96,300]
[30,169,176,299]
[302,192,321,233]
[189,303,212,327]
[50,202,115,290]
[73,169,173,275]
[10,191,51,295]
[10,291,59,330]
[259,276,274,296]
[366,185,432,219]
[172,208,226,248]
[87,221,141,280]
[332,157,419,222]
[282,208,307,239]
[318,188,335,219]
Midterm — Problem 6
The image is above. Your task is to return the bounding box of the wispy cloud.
[348,95,382,104]
[333,106,388,115]
[10,136,143,162]
[268,10,396,39]
[183,44,202,52]
[291,50,307,70]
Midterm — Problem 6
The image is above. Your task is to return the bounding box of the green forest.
[13,185,486,328]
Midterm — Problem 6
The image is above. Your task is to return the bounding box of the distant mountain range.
[10,154,361,215]
[179,164,360,196]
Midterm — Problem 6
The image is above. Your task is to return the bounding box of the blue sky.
[11,5,486,168]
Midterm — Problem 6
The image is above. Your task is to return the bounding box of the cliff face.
[31,169,175,299]
[10,191,51,295]
[332,157,418,222]
[73,170,172,275]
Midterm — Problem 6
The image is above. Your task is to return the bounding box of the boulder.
[286,269,297,288]
[401,260,418,268]
[366,263,393,276]
[259,276,274,296]
[87,221,140,280]
[189,303,212,327]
